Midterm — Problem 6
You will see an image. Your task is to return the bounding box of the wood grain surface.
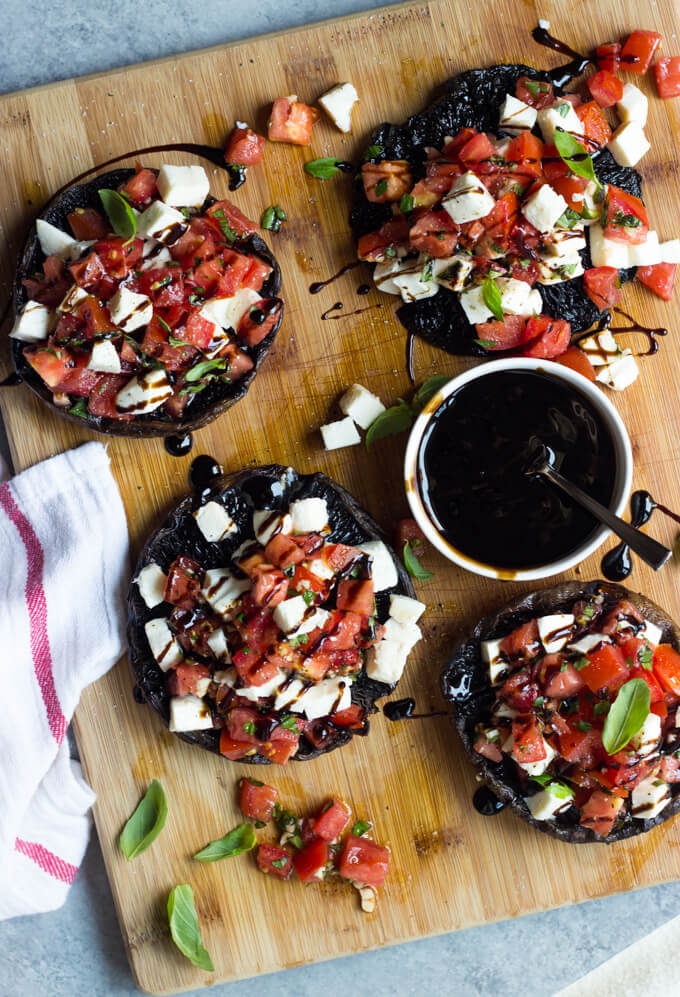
[1,1,680,992]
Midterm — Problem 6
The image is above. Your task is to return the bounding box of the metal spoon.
[525,444,672,572]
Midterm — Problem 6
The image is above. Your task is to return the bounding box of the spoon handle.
[542,466,672,571]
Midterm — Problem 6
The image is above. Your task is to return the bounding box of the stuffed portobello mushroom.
[442,581,680,843]
[10,164,283,436]
[129,464,424,764]
[351,63,646,360]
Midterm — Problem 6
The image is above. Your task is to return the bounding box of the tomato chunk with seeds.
[219,731,257,760]
[313,798,352,841]
[225,125,266,165]
[556,346,596,381]
[522,316,571,359]
[475,315,527,352]
[121,168,157,206]
[620,30,662,74]
[500,619,539,660]
[597,42,621,74]
[603,186,649,245]
[580,790,624,837]
[574,101,612,148]
[268,97,318,146]
[338,835,390,887]
[166,663,211,697]
[362,160,413,204]
[580,643,628,693]
[654,57,680,99]
[586,70,623,108]
[239,778,278,822]
[336,578,374,616]
[256,843,293,879]
[330,704,365,729]
[293,838,329,883]
[653,644,680,697]
[515,76,554,109]
[584,267,621,311]
[67,207,109,240]
[637,263,677,301]
[512,717,547,765]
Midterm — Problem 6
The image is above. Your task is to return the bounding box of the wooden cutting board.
[1,0,680,992]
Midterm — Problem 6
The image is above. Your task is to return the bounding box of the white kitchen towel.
[0,442,129,919]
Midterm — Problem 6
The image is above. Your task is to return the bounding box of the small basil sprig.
[261,204,286,232]
[553,128,598,185]
[69,398,89,420]
[602,678,651,755]
[403,540,433,580]
[119,779,168,860]
[193,823,256,862]
[530,774,573,799]
[352,820,373,837]
[304,157,347,180]
[481,274,504,322]
[167,885,214,972]
[184,358,227,383]
[98,188,137,245]
[365,375,451,449]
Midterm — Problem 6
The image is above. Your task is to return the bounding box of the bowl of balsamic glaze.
[404,359,632,581]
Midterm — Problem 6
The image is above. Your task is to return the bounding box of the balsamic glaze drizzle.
[601,490,679,581]
[531,24,592,87]
[309,261,362,295]
[164,433,194,457]
[189,454,223,506]
[473,787,506,816]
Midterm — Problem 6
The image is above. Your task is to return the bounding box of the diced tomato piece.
[338,835,390,887]
[619,636,655,670]
[479,192,520,255]
[67,207,109,240]
[587,70,624,108]
[331,704,366,729]
[94,237,143,279]
[458,132,497,171]
[237,607,280,654]
[506,131,543,179]
[121,168,158,206]
[580,643,629,693]
[357,218,410,262]
[177,311,214,351]
[541,143,570,182]
[141,316,198,371]
[68,251,107,292]
[627,663,665,704]
[23,256,73,308]
[651,700,668,720]
[87,374,134,420]
[473,733,503,763]
[241,257,273,291]
[259,727,300,765]
[583,267,622,311]
[551,175,588,214]
[522,315,571,359]
[637,262,677,301]
[474,315,527,352]
[252,568,288,609]
[313,798,352,841]
[512,717,547,765]
[256,843,293,879]
[362,160,413,204]
[263,533,305,570]
[164,555,203,609]
[604,184,649,244]
[166,662,211,697]
[587,769,629,797]
[238,778,278,821]
[237,298,281,347]
[556,346,596,381]
[225,125,266,165]
[319,611,364,652]
[408,209,459,257]
[75,297,114,339]
[500,619,540,660]
[660,755,680,783]
[597,42,621,74]
[293,838,329,883]
[653,644,680,697]
[580,790,624,837]
[323,544,361,573]
[620,30,662,74]
[268,97,318,146]
[206,199,258,238]
[227,706,262,744]
[559,725,601,765]
[441,127,479,159]
[544,661,586,699]
[601,600,643,637]
[24,345,80,391]
[575,101,612,148]
[336,579,374,616]
[410,165,460,208]
[654,57,680,99]
[219,732,258,760]
[515,76,554,109]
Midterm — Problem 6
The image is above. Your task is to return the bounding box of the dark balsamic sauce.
[531,24,592,87]
[226,163,247,190]
[406,332,415,385]
[0,372,22,387]
[321,301,343,320]
[473,787,506,816]
[321,302,383,321]
[164,433,193,457]
[384,698,415,720]
[591,308,668,356]
[189,454,223,505]
[309,261,361,294]
[334,161,355,174]
[357,284,370,296]
[601,490,680,581]
[132,685,146,704]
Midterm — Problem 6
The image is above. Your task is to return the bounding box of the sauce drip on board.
[357,284,370,296]
[321,302,383,321]
[309,261,362,295]
[473,787,506,816]
[383,698,449,721]
[406,332,415,385]
[601,490,680,581]
[531,24,592,87]
[164,433,194,457]
[584,309,669,357]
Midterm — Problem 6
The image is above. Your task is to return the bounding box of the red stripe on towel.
[15,838,78,884]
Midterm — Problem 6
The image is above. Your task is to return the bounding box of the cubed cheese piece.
[588,224,631,269]
[366,640,409,684]
[629,711,662,757]
[499,93,537,133]
[139,245,173,272]
[135,563,167,609]
[517,737,557,777]
[115,367,172,415]
[537,614,574,653]
[459,285,493,324]
[617,83,648,126]
[144,617,183,671]
[392,268,438,303]
[108,286,153,333]
[201,569,251,616]
[168,694,214,732]
[214,667,237,686]
[628,231,661,267]
[202,327,232,361]
[206,628,231,662]
[193,501,236,542]
[568,632,608,654]
[358,540,398,591]
[525,782,575,820]
[496,277,531,314]
[339,383,386,430]
[544,228,587,258]
[137,200,187,244]
[521,184,568,233]
[631,776,671,820]
[318,82,359,133]
[296,677,352,720]
[432,255,474,293]
[35,219,79,259]
[536,102,583,144]
[389,593,426,625]
[252,509,293,545]
[273,596,307,633]
[442,171,495,224]
[608,122,650,168]
[58,285,91,313]
[275,677,306,712]
[200,287,261,331]
[156,164,210,207]
[290,607,331,638]
[382,618,422,652]
[640,619,663,647]
[660,239,680,264]
[289,497,328,534]
[87,340,121,374]
[9,301,52,342]
[494,701,519,719]
[596,351,639,391]
[526,288,543,314]
[320,416,362,451]
[578,329,620,367]
[373,258,408,295]
[537,257,584,284]
[481,639,510,685]
[237,669,286,702]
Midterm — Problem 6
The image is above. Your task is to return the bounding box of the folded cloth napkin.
[0,442,128,919]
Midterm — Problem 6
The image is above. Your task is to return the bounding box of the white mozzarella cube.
[87,340,121,374]
[545,228,587,258]
[525,782,574,821]
[320,416,362,451]
[521,184,568,234]
[496,277,531,315]
[297,677,353,720]
[617,83,648,126]
[432,255,475,293]
[273,596,308,634]
[290,497,328,534]
[139,245,173,272]
[382,618,421,652]
[115,367,172,415]
[526,288,542,314]
[631,776,671,820]
[537,614,575,653]
[608,122,650,168]
[596,351,639,391]
[517,738,557,777]
[339,383,386,430]
[156,164,210,208]
[201,569,251,616]
[389,593,426,625]
[193,501,236,543]
[373,257,408,295]
[442,171,496,224]
[135,563,167,609]
[366,640,409,684]
[290,607,331,638]
[660,239,680,264]
[206,628,231,662]
[629,712,662,757]
[536,103,583,144]
[459,285,493,324]
[499,93,537,133]
[213,667,237,686]
[628,231,661,267]
[238,669,286,701]
[168,694,214,732]
[537,257,584,285]
[318,82,359,133]
[200,287,261,331]
[588,225,631,269]
[108,286,153,333]
[9,301,53,342]
[481,639,510,685]
[578,331,620,366]
[137,200,187,244]
[358,540,398,591]
[274,677,306,712]
[568,632,608,654]
[58,285,91,313]
[640,619,663,647]
[35,219,79,259]
[252,509,293,545]
[392,269,438,303]
[494,701,518,719]
[144,617,183,671]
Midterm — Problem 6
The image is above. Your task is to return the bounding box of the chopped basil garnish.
[98,188,137,245]
[281,716,299,731]
[403,540,433,580]
[364,144,383,161]
[242,721,256,735]
[421,257,433,282]
[557,207,583,229]
[193,822,256,862]
[399,193,414,214]
[473,338,498,349]
[601,678,651,755]
[352,820,372,837]
[119,779,168,860]
[212,207,239,243]
[557,103,570,118]
[612,210,642,228]
[593,701,610,717]
[530,775,573,799]
[574,656,589,671]
[261,204,286,232]
[69,398,89,420]
[481,274,504,321]
[304,157,347,180]
[575,720,592,733]
[289,633,309,647]
[167,884,214,972]
[271,857,288,869]
[184,357,227,383]
[302,589,314,606]
[375,178,388,196]
[639,643,653,669]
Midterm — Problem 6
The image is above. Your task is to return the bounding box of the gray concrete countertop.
[1,2,677,994]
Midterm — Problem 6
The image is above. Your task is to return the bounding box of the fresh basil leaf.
[557,207,583,229]
[365,399,414,448]
[184,358,227,383]
[530,775,573,799]
[304,157,345,180]
[412,375,451,412]
[481,274,504,321]
[403,540,433,580]
[639,642,653,669]
[193,822,256,862]
[399,193,414,214]
[98,188,137,244]
[364,144,383,161]
[261,205,285,232]
[553,128,598,184]
[167,884,214,972]
[119,779,168,860]
[352,820,372,836]
[473,338,498,349]
[602,678,651,755]
[69,398,89,420]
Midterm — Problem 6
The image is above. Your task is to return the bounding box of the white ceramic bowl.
[404,358,633,581]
